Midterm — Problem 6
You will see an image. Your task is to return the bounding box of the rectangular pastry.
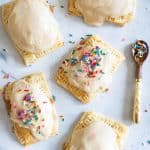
[1,0,63,65]
[63,111,128,150]
[68,0,136,26]
[3,73,58,146]
[56,35,125,103]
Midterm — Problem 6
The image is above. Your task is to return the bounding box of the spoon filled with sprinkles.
[132,40,149,123]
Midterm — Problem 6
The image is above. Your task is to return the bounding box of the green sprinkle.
[72,50,76,55]
[100,50,107,55]
[86,34,93,37]
[80,37,85,40]
[34,115,39,120]
[24,119,32,125]
[52,95,56,101]
[135,45,141,49]
[78,69,83,72]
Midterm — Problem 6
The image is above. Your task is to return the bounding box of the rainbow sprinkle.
[17,92,41,126]
[23,93,34,101]
[63,44,107,78]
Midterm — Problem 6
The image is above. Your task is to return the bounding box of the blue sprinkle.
[69,34,73,37]
[0,49,7,62]
[147,140,150,144]
[70,58,78,65]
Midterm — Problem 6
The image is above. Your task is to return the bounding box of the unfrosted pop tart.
[1,0,63,65]
[3,73,58,146]
[68,0,136,26]
[56,35,125,103]
[63,112,128,150]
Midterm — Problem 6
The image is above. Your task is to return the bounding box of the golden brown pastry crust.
[3,73,58,146]
[68,0,134,26]
[56,36,125,103]
[63,112,128,150]
[1,1,64,66]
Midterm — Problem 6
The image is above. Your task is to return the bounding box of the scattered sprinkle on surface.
[1,70,16,80]
[80,37,85,40]
[69,34,73,37]
[52,95,56,101]
[0,48,8,62]
[147,140,150,144]
[86,34,93,37]
[59,115,65,122]
[60,5,64,8]
[144,109,148,112]
[141,142,145,146]
[68,41,75,44]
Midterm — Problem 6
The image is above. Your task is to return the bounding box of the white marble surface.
[0,0,150,150]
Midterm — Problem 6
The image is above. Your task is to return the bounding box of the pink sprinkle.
[3,74,10,79]
[39,109,41,113]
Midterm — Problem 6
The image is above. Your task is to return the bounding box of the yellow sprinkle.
[0,87,3,92]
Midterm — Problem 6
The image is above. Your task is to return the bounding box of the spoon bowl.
[132,40,149,65]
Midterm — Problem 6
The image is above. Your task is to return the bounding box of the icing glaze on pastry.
[69,121,118,150]
[61,39,113,95]
[75,0,136,26]
[10,80,56,140]
[7,0,62,53]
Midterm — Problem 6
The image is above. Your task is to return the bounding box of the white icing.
[69,122,119,150]
[75,0,136,26]
[7,0,62,53]
[10,80,57,140]
[62,40,114,95]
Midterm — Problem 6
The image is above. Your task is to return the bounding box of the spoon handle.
[133,65,142,123]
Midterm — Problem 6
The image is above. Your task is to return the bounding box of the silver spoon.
[132,40,149,123]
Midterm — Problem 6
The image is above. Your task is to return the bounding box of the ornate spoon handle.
[133,65,142,123]
[133,78,141,123]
